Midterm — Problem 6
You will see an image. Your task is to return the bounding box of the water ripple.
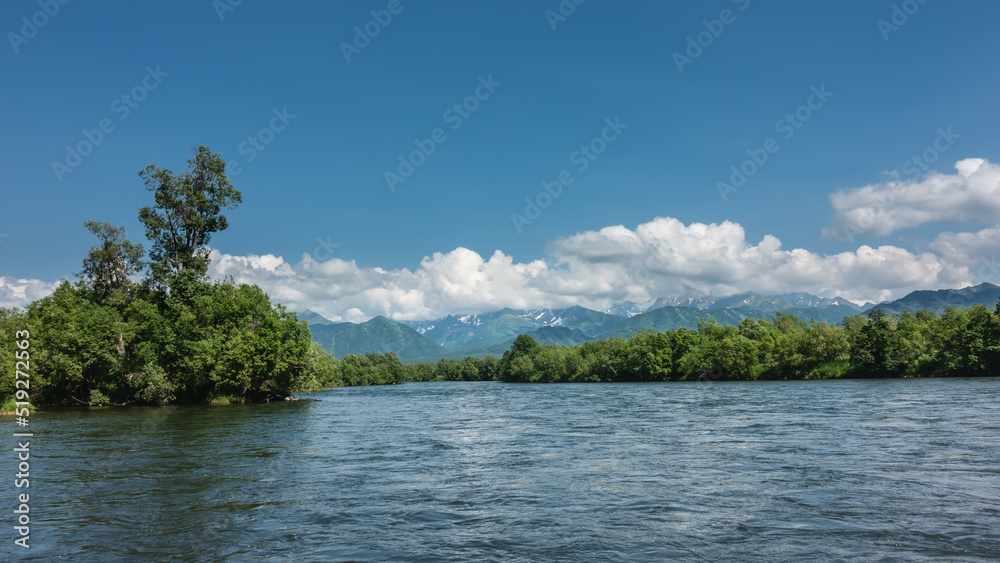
[3,378,999,561]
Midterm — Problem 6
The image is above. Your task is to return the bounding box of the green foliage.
[393,302,1000,383]
[0,308,35,406]
[335,353,406,386]
[678,320,758,380]
[0,146,356,407]
[849,309,903,377]
[10,275,316,406]
[600,304,861,339]
[500,334,540,381]
[78,221,145,301]
[89,389,111,405]
[138,145,242,281]
[135,363,175,405]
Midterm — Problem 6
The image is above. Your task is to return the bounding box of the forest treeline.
[393,305,1000,383]
[0,147,403,409]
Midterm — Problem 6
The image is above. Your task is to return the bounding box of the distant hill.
[310,316,445,361]
[410,325,593,363]
[306,286,1000,363]
[297,308,336,326]
[598,304,860,339]
[864,283,1000,316]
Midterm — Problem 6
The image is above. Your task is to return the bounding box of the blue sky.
[2,0,999,320]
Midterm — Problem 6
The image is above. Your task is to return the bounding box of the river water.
[5,378,1000,561]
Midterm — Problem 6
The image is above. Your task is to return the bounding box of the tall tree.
[78,221,145,301]
[850,309,901,377]
[137,146,242,281]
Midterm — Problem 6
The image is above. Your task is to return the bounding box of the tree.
[577,338,629,382]
[500,334,539,381]
[806,319,849,365]
[850,309,901,377]
[78,221,144,301]
[625,330,673,381]
[679,319,758,380]
[27,282,124,404]
[138,146,242,281]
[531,345,568,382]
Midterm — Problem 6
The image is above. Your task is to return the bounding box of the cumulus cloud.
[4,212,997,317]
[0,277,61,309]
[825,158,1000,239]
[208,248,560,322]
[930,224,1000,286]
[547,217,948,306]
[201,216,985,321]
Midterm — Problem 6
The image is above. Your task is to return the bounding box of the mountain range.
[865,283,1000,317]
[400,306,624,351]
[308,317,445,360]
[300,284,1000,363]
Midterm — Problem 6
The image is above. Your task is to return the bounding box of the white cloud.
[825,158,1000,239]
[202,216,984,320]
[0,277,61,309]
[930,224,1000,286]
[548,217,948,306]
[2,214,993,318]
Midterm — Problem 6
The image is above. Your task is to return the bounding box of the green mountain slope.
[864,283,1000,316]
[529,325,593,346]
[297,309,335,326]
[309,316,445,361]
[410,325,592,363]
[599,304,860,339]
[449,313,541,350]
[547,306,626,337]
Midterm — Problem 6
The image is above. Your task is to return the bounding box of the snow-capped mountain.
[644,284,717,310]
[602,302,648,318]
[302,285,998,361]
[401,306,626,351]
[399,290,866,352]
[640,290,862,312]
[776,293,862,311]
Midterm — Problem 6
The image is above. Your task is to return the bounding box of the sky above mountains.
[2,1,999,320]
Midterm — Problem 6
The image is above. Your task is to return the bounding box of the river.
[6,378,1000,561]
